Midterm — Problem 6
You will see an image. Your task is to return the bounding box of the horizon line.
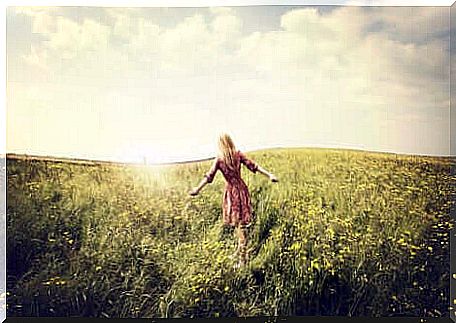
[3,145,455,166]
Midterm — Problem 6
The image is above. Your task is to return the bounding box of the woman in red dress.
[189,133,278,268]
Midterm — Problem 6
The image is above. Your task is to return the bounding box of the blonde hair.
[218,133,237,170]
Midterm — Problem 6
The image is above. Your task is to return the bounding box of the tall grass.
[6,148,455,317]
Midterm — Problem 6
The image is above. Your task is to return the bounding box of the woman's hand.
[189,188,200,196]
[269,174,278,183]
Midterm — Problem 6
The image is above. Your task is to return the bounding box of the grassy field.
[6,148,455,318]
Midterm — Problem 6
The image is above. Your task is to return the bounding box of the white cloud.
[212,12,242,40]
[47,17,110,58]
[209,7,235,16]
[22,45,48,71]
[237,7,448,110]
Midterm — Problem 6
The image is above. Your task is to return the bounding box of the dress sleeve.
[239,151,258,173]
[205,158,219,183]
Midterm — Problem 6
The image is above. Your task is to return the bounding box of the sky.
[6,5,454,163]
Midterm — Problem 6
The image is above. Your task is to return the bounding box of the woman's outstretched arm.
[189,177,209,196]
[189,158,219,196]
[257,165,278,182]
[239,151,278,182]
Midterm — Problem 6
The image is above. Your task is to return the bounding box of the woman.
[189,133,278,268]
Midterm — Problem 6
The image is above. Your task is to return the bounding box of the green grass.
[6,148,455,317]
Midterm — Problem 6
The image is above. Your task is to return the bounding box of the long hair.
[218,133,238,171]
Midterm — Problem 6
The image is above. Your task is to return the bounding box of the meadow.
[6,148,455,317]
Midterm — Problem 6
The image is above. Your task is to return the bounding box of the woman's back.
[206,151,259,185]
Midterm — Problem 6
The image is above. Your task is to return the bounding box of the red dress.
[205,150,258,227]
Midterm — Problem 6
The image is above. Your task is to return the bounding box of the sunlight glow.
[120,141,215,165]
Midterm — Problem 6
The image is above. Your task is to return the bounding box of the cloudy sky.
[6,5,453,163]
